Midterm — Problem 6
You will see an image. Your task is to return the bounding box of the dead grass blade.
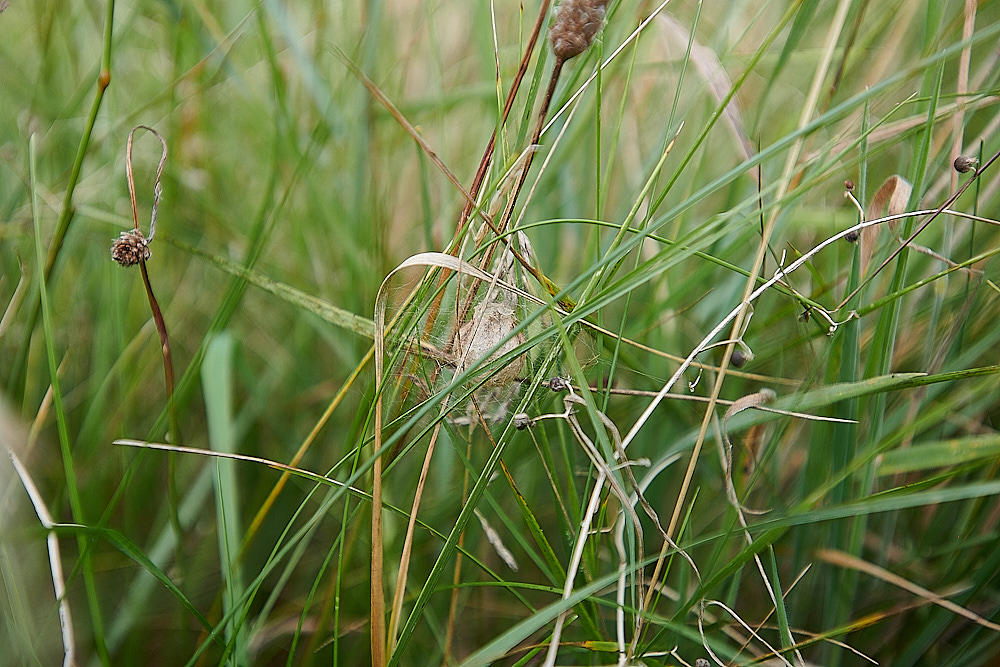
[818,549,1000,633]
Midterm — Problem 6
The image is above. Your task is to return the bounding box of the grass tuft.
[2,1,999,665]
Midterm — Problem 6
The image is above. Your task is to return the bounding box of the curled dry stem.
[721,389,776,518]
[527,382,699,665]
[113,125,178,443]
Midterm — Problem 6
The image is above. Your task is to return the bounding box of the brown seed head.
[111,229,151,267]
[550,0,608,61]
[954,155,979,174]
[844,178,854,191]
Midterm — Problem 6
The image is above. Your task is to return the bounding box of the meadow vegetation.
[2,0,1000,665]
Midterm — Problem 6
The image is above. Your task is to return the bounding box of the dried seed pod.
[513,413,532,430]
[731,348,749,368]
[844,178,854,191]
[550,0,609,61]
[452,299,525,387]
[954,155,979,173]
[111,229,151,267]
[548,376,571,392]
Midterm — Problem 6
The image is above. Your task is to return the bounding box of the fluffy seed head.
[550,0,608,61]
[111,229,151,267]
[452,300,525,387]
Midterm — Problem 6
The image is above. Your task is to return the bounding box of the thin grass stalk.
[386,406,449,656]
[634,0,810,619]
[441,430,475,666]
[29,134,112,665]
[543,469,607,667]
[241,347,373,552]
[11,0,116,394]
[599,1,700,410]
[419,0,554,366]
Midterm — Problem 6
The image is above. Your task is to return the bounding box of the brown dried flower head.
[550,0,609,61]
[111,229,151,267]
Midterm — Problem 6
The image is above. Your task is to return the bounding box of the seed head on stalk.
[550,0,609,62]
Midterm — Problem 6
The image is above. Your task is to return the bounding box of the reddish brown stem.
[139,259,178,442]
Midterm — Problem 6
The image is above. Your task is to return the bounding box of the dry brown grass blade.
[721,389,776,517]
[861,175,912,275]
[818,549,1000,633]
[386,408,449,657]
[837,146,1000,310]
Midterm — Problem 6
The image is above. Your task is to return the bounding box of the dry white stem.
[613,499,629,663]
[474,509,519,572]
[540,390,700,665]
[699,599,794,667]
[7,447,75,667]
[543,469,606,667]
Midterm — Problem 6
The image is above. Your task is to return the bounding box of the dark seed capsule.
[548,377,571,392]
[954,156,979,173]
[513,413,531,430]
[845,229,859,243]
[844,179,854,191]
[731,348,748,368]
